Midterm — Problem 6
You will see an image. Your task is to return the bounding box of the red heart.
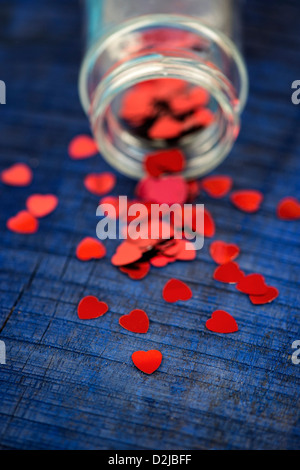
[119,261,150,280]
[76,237,106,261]
[249,286,279,305]
[132,350,162,374]
[201,175,233,198]
[119,309,149,333]
[277,197,300,220]
[236,273,268,295]
[7,210,39,234]
[68,135,98,159]
[188,207,215,238]
[213,261,244,284]
[163,278,192,303]
[206,310,238,334]
[209,240,240,264]
[144,149,185,177]
[148,116,184,140]
[26,194,58,218]
[111,241,142,266]
[230,190,263,213]
[136,175,188,205]
[1,163,33,186]
[77,296,108,320]
[84,172,116,196]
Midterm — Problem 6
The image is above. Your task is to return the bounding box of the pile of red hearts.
[120,79,214,142]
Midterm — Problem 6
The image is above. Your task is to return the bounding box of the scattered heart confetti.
[163,278,193,303]
[1,163,33,186]
[26,194,58,218]
[7,210,39,234]
[201,175,233,198]
[77,295,108,320]
[249,286,279,305]
[230,190,263,213]
[76,237,106,261]
[131,350,162,374]
[119,309,149,333]
[277,197,300,220]
[213,261,244,284]
[144,149,185,177]
[206,310,238,334]
[210,240,240,265]
[236,273,268,295]
[68,135,98,159]
[84,172,116,196]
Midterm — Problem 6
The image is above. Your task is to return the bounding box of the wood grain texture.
[0,0,299,450]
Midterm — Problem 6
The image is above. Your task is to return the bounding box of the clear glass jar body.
[79,0,248,179]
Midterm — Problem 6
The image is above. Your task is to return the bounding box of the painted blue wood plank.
[0,0,299,450]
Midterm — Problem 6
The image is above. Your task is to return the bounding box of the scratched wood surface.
[0,0,299,450]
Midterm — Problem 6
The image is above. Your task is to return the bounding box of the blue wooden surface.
[0,0,300,450]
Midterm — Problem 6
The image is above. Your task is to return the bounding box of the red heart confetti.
[277,197,300,220]
[119,309,149,333]
[1,163,33,186]
[7,210,39,234]
[213,261,244,284]
[26,194,58,218]
[206,310,239,334]
[201,175,233,198]
[76,237,106,261]
[84,172,116,196]
[230,190,263,213]
[144,149,185,177]
[119,261,150,280]
[68,135,99,159]
[136,175,188,205]
[163,278,193,303]
[148,116,184,140]
[209,240,240,265]
[131,350,162,374]
[249,286,279,305]
[236,273,268,295]
[77,295,108,320]
[111,241,143,266]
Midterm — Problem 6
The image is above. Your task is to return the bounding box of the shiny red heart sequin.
[213,261,244,284]
[76,237,106,261]
[163,278,193,303]
[236,273,268,295]
[7,210,39,234]
[206,310,238,334]
[277,197,300,220]
[131,350,162,374]
[84,172,116,196]
[1,163,33,186]
[210,240,240,265]
[201,175,233,198]
[230,190,263,213]
[119,261,150,280]
[148,116,183,140]
[77,295,108,320]
[119,309,149,333]
[249,286,279,305]
[26,194,58,218]
[68,135,98,159]
[144,149,185,177]
[136,175,188,205]
[111,241,142,266]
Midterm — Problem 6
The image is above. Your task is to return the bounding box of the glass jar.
[79,0,248,179]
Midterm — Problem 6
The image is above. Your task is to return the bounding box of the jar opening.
[80,15,248,179]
